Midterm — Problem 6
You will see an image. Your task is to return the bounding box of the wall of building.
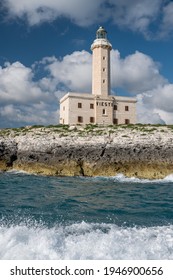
[113,100,136,124]
[60,94,136,125]
[61,94,96,125]
[95,97,113,125]
[60,96,69,124]
[69,96,95,125]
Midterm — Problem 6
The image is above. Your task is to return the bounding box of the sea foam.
[6,169,32,175]
[0,222,173,260]
[112,173,173,183]
[4,170,173,183]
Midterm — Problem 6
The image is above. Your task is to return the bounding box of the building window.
[78,116,83,123]
[103,109,106,115]
[125,119,130,124]
[103,56,106,60]
[125,106,129,111]
[113,118,118,125]
[103,79,105,83]
[96,102,99,106]
[114,105,117,110]
[90,117,95,123]
[78,103,82,108]
[90,103,94,109]
[63,106,65,111]
[103,68,106,72]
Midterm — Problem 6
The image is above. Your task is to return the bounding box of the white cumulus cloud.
[111,50,166,94]
[3,0,173,39]
[36,49,173,125]
[40,51,92,93]
[110,49,173,124]
[1,48,173,127]
[0,61,58,127]
[3,0,105,26]
[108,0,162,38]
[158,1,173,39]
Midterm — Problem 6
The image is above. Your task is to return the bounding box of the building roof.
[60,92,137,103]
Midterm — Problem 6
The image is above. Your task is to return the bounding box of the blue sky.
[1,0,173,127]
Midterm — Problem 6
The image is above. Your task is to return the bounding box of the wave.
[6,169,33,175]
[112,173,173,183]
[0,221,173,260]
[84,173,173,184]
[4,169,173,183]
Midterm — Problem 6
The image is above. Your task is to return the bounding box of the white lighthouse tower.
[59,27,136,126]
[91,26,112,97]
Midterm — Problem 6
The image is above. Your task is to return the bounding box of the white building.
[60,27,136,125]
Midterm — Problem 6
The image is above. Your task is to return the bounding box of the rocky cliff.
[0,124,173,179]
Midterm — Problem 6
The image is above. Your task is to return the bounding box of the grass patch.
[1,123,173,138]
[168,125,173,130]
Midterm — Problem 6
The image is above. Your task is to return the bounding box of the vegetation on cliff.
[1,123,173,137]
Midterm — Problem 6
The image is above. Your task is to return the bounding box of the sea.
[0,171,173,260]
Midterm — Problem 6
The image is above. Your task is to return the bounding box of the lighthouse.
[59,27,136,125]
[91,26,112,97]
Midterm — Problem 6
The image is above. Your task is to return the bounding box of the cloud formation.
[111,50,166,94]
[108,0,162,38]
[3,0,105,26]
[158,1,173,39]
[1,1,173,127]
[1,47,173,127]
[3,0,173,39]
[42,51,92,93]
[111,50,173,124]
[0,61,58,127]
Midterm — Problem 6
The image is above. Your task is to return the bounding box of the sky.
[1,0,173,128]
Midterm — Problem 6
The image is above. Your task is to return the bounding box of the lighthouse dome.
[96,26,107,39]
[91,26,112,50]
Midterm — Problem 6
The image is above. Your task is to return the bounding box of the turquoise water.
[0,171,173,259]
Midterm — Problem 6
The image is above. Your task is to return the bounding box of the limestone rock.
[0,125,173,178]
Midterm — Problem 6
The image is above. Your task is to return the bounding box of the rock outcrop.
[0,125,173,179]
